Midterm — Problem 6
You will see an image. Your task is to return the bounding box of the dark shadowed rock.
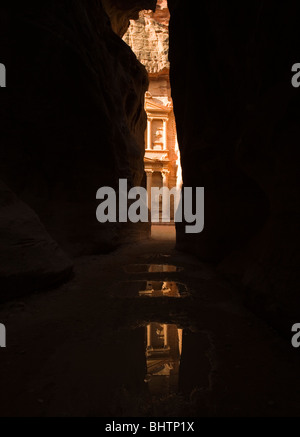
[0,182,73,300]
[168,0,300,326]
[103,0,157,37]
[0,1,151,257]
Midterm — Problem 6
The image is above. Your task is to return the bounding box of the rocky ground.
[0,236,299,417]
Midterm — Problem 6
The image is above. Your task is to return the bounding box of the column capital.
[145,169,154,175]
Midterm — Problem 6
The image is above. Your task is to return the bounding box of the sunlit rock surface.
[124,0,170,74]
[102,0,156,37]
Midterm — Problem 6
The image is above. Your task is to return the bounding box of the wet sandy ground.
[0,238,299,417]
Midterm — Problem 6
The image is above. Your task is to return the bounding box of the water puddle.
[44,323,213,416]
[139,281,187,298]
[144,324,213,398]
[109,281,189,298]
[145,323,182,395]
[124,264,183,273]
[140,254,171,262]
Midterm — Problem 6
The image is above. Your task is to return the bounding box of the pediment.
[145,98,172,114]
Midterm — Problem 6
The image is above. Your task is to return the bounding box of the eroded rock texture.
[169,0,300,327]
[0,1,153,296]
[103,0,156,37]
[123,0,170,74]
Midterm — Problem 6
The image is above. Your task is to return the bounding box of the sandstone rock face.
[103,0,156,37]
[151,0,170,26]
[124,0,170,74]
[0,182,73,301]
[168,0,300,328]
[0,1,152,296]
[0,1,150,258]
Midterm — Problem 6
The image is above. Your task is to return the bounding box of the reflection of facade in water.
[148,264,179,273]
[124,264,181,273]
[139,282,180,298]
[145,323,183,395]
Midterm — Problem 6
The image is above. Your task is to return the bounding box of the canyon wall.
[0,0,154,297]
[1,0,299,325]
[168,0,300,329]
[124,0,170,74]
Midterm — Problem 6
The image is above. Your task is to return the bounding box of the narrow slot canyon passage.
[0,0,299,418]
[123,2,181,242]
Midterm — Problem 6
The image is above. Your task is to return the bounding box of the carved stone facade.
[124,0,182,222]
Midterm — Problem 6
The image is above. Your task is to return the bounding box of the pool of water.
[124,264,183,273]
[109,281,189,298]
[145,322,182,395]
[100,323,212,401]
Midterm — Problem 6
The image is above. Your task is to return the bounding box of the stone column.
[162,170,169,188]
[178,329,183,356]
[147,118,152,150]
[147,324,152,349]
[161,170,170,222]
[145,169,153,210]
[163,325,168,348]
[163,119,168,151]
